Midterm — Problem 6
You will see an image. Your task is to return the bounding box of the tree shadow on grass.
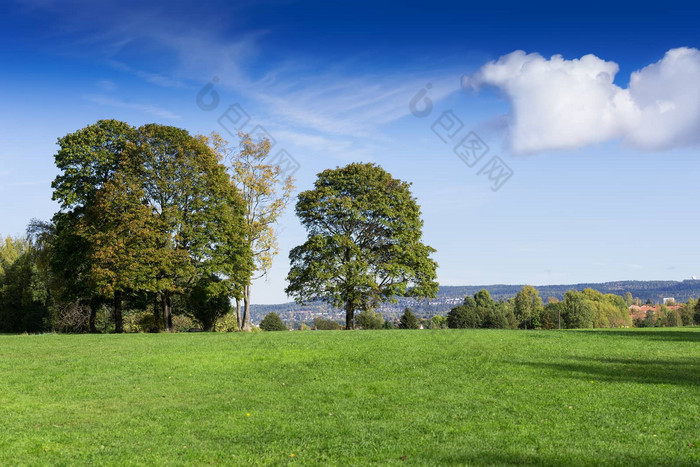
[430,449,682,466]
[523,356,700,387]
[577,329,700,343]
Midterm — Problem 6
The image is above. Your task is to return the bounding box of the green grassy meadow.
[0,328,699,465]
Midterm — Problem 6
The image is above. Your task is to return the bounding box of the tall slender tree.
[205,132,294,331]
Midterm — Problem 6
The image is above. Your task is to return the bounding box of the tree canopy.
[286,163,438,329]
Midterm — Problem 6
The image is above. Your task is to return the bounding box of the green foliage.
[286,163,438,329]
[355,309,385,330]
[171,314,195,332]
[206,132,296,331]
[562,291,595,329]
[446,289,511,329]
[0,240,54,333]
[186,276,231,331]
[680,299,695,326]
[123,311,159,333]
[514,285,544,329]
[313,317,343,330]
[49,121,251,333]
[666,308,682,327]
[260,312,288,331]
[215,313,238,332]
[399,308,420,329]
[0,236,30,278]
[431,315,447,329]
[543,300,563,329]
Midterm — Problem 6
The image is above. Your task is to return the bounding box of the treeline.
[435,281,700,304]
[441,286,699,330]
[257,285,700,331]
[0,120,291,334]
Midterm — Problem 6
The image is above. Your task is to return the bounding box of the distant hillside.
[250,280,700,324]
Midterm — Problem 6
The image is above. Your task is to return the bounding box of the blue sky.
[1,0,699,303]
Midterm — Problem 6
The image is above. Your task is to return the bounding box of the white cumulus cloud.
[465,47,700,154]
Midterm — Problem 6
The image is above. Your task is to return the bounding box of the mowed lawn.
[0,329,698,465]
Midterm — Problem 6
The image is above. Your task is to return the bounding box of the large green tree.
[286,163,438,329]
[125,124,250,331]
[51,120,137,332]
[77,168,163,332]
[51,121,250,332]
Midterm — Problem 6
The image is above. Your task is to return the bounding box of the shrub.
[313,317,343,330]
[260,313,287,331]
[54,301,91,333]
[172,314,195,332]
[431,315,447,329]
[399,308,420,329]
[215,313,238,332]
[186,276,231,331]
[123,311,159,333]
[356,310,384,330]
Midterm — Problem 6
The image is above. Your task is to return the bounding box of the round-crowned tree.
[286,163,438,329]
[260,312,288,331]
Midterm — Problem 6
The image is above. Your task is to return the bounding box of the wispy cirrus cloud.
[85,94,181,120]
[107,60,188,89]
[19,0,461,145]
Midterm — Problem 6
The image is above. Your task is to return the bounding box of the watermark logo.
[478,156,513,192]
[454,131,488,168]
[408,83,513,192]
[431,110,463,143]
[409,83,433,118]
[217,104,251,135]
[196,77,220,111]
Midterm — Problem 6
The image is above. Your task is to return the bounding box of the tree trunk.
[235,298,242,330]
[162,291,173,332]
[345,301,355,330]
[88,298,98,333]
[89,307,97,333]
[153,293,162,331]
[114,291,123,333]
[242,285,252,331]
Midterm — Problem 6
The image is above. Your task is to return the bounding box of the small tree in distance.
[399,308,420,329]
[313,317,343,330]
[356,310,385,329]
[260,313,288,331]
